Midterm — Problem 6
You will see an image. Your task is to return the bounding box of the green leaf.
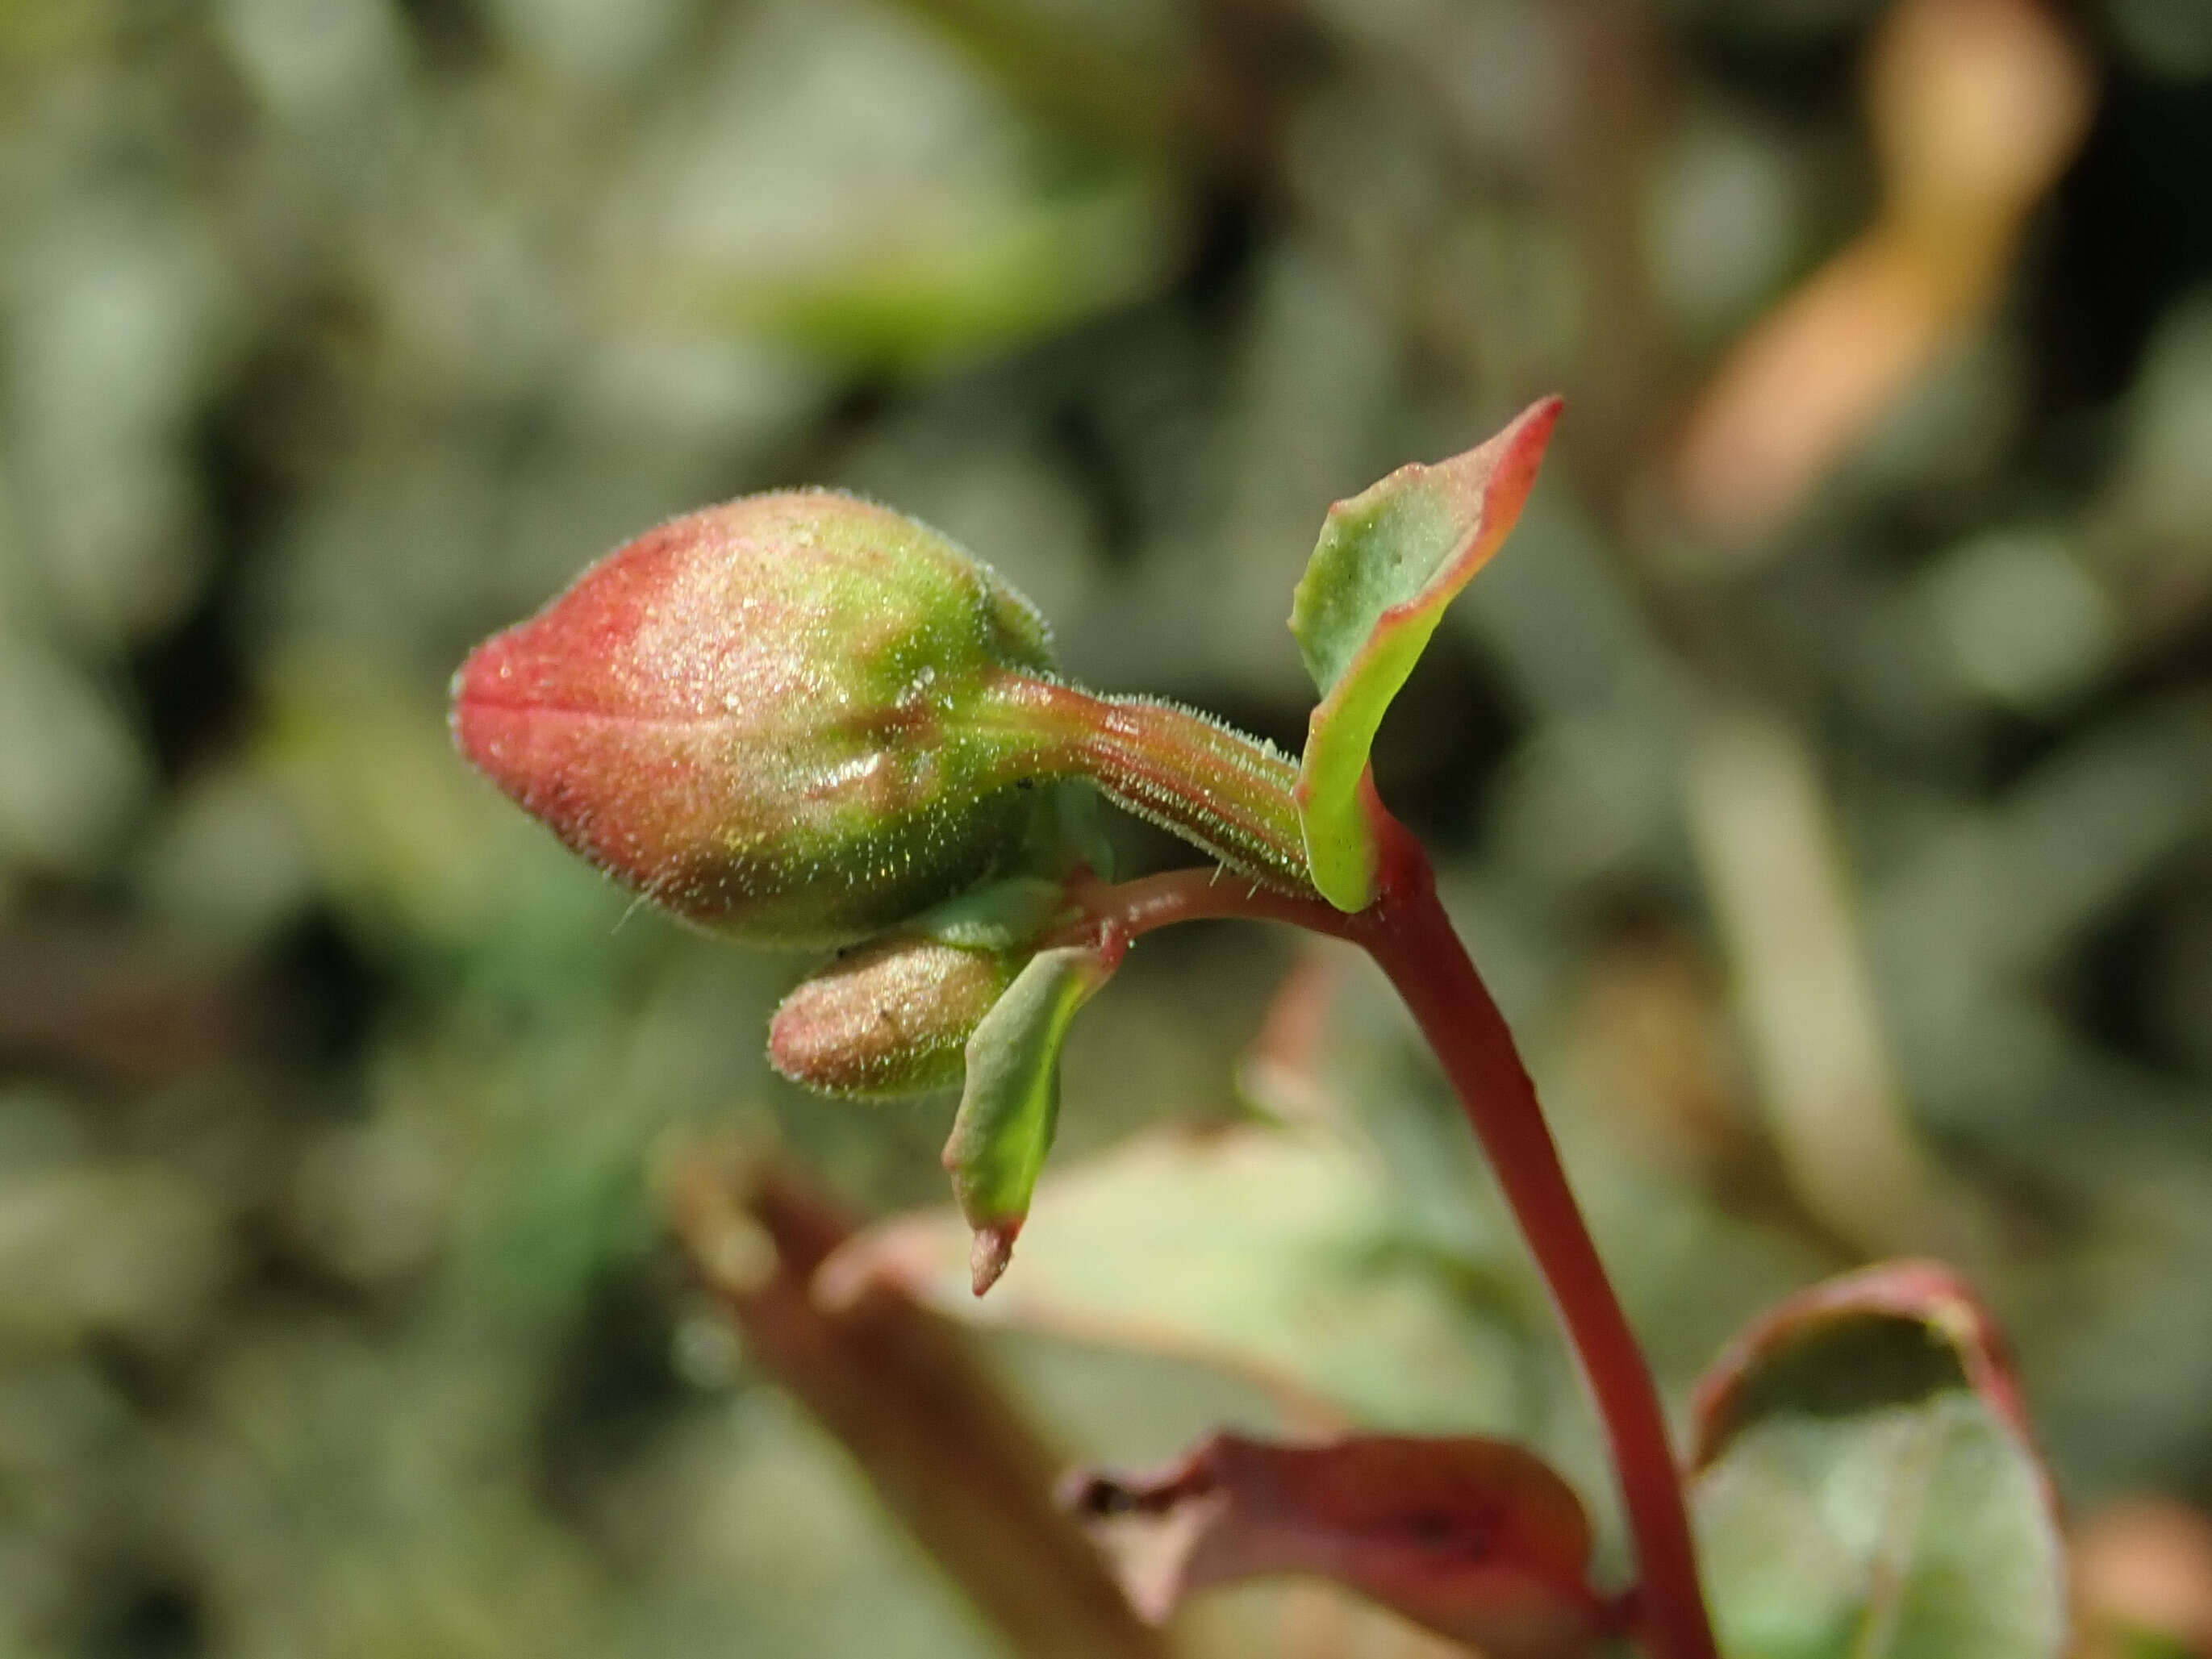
[822,1119,1537,1436]
[1288,398,1562,909]
[1690,1261,2066,1659]
[940,940,1119,1295]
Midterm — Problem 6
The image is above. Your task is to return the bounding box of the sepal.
[942,937,1122,1294]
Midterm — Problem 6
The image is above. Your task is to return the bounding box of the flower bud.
[768,932,1019,1098]
[451,490,1067,948]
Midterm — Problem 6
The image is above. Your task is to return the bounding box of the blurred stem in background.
[1554,0,2094,1273]
[1681,702,1976,1261]
[666,1146,1171,1659]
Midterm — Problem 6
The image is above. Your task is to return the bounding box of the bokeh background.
[5,0,2212,1653]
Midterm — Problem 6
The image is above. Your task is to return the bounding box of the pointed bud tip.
[449,630,524,786]
[969,1221,1020,1296]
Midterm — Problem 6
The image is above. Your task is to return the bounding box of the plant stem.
[998,673,1716,1655]
[1066,865,1354,945]
[979,674,1318,895]
[1084,840,1720,1659]
[1358,812,1718,1659]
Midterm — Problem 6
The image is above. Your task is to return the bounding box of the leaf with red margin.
[1061,1432,1610,1659]
[1690,1259,2067,1659]
[1288,398,1562,911]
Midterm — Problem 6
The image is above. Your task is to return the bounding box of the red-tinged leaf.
[1288,397,1562,910]
[1690,1260,2067,1659]
[1691,1257,2045,1486]
[1062,1432,1609,1659]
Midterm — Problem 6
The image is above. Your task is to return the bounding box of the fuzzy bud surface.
[452,491,1061,947]
[769,934,1020,1098]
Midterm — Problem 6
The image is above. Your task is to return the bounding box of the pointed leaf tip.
[941,942,1119,1291]
[968,1221,1019,1296]
[1289,398,1562,909]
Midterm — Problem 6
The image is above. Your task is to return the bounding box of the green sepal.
[907,782,1105,951]
[941,940,1119,1294]
[912,875,1079,952]
[1036,777,1116,885]
[1288,398,1561,909]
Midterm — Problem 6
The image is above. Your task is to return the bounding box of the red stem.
[1065,866,1354,945]
[1083,846,1719,1659]
[1360,823,1717,1659]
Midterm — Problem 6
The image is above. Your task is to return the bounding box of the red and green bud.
[451,490,1077,948]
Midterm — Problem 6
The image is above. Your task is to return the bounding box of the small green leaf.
[1288,398,1562,909]
[821,1118,1536,1435]
[1690,1261,2066,1659]
[941,941,1119,1294]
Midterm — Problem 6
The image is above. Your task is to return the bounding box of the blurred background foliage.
[5,0,2212,1653]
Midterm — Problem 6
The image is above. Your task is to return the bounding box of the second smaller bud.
[770,933,1020,1099]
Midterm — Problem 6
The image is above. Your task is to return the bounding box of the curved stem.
[1072,844,1719,1659]
[1357,815,1718,1659]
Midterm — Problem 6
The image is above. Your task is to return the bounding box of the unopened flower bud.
[768,932,1020,1098]
[451,490,1071,948]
